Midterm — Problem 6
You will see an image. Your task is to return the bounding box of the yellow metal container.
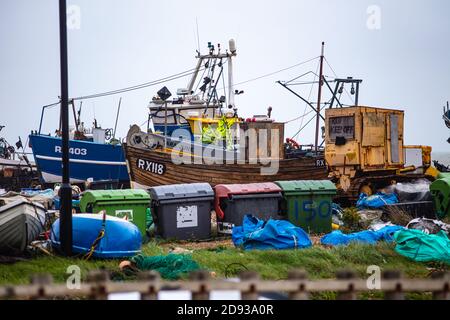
[403,145,432,167]
[325,106,405,178]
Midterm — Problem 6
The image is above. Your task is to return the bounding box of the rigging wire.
[283,71,334,85]
[284,108,316,124]
[284,71,317,85]
[42,68,204,107]
[72,66,205,101]
[298,58,321,131]
[42,56,322,107]
[194,62,208,93]
[324,57,353,102]
[291,110,324,140]
[217,56,320,91]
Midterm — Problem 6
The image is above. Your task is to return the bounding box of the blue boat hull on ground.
[51,213,142,258]
[29,134,129,184]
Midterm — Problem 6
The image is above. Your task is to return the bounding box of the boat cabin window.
[329,116,355,140]
[179,107,216,120]
[151,110,177,124]
[175,114,188,124]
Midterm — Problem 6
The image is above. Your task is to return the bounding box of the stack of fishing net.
[130,254,201,280]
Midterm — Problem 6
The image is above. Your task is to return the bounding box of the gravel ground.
[159,235,325,251]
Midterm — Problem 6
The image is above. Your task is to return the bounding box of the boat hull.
[29,134,129,184]
[124,143,328,188]
[0,200,46,255]
[51,214,142,258]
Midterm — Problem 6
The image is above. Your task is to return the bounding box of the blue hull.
[51,214,142,258]
[29,134,129,183]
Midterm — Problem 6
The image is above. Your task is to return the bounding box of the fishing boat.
[444,101,450,130]
[124,40,328,189]
[0,199,46,255]
[29,101,129,185]
[1,125,39,191]
[433,101,450,173]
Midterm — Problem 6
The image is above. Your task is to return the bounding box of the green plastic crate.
[275,180,336,234]
[80,189,151,236]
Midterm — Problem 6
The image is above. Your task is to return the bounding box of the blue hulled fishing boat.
[29,101,129,184]
[29,134,128,184]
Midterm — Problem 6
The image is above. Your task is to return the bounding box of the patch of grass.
[190,242,440,281]
[0,240,447,301]
[0,255,118,285]
[442,216,450,224]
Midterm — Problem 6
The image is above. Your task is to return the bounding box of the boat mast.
[71,100,78,132]
[315,42,325,153]
[113,97,122,140]
[228,39,237,109]
[187,58,203,94]
[186,39,237,108]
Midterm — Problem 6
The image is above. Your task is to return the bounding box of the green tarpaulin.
[394,229,450,264]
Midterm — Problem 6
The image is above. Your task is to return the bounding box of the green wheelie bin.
[80,189,151,237]
[430,174,450,219]
[275,180,336,234]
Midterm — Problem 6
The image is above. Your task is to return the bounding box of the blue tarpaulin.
[232,215,312,250]
[320,225,403,246]
[356,192,399,209]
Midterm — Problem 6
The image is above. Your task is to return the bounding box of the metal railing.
[0,269,449,300]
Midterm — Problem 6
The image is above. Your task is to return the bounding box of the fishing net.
[130,254,201,280]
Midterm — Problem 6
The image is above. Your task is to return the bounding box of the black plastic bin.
[214,183,284,234]
[148,183,214,240]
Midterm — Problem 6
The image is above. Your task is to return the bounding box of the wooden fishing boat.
[124,40,328,188]
[1,126,39,191]
[0,199,46,255]
[125,138,327,188]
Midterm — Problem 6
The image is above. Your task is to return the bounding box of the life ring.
[286,138,300,149]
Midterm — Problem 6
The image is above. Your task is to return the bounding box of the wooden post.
[58,0,73,257]
[87,270,109,300]
[288,269,309,300]
[30,274,53,300]
[239,271,259,300]
[3,286,16,300]
[189,270,211,300]
[336,270,357,300]
[138,271,161,300]
[383,270,404,300]
[432,272,450,300]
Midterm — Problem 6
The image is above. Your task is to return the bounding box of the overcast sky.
[1,0,449,153]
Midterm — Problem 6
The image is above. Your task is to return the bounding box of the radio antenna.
[196,18,201,54]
